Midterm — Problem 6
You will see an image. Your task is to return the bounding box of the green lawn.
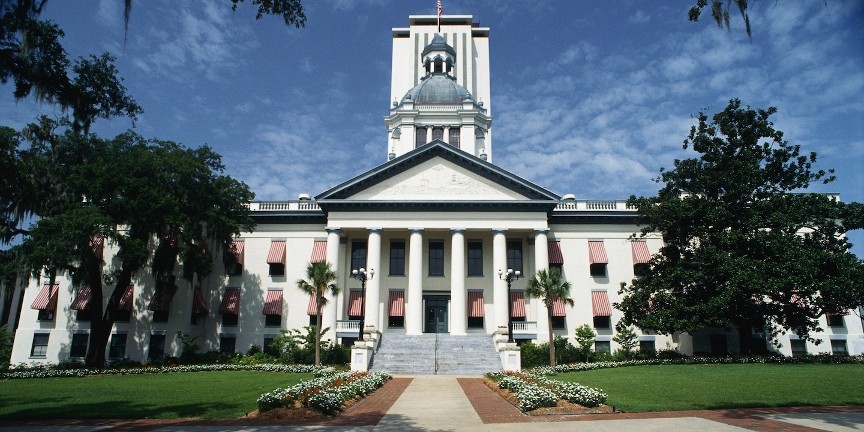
[555,363,864,412]
[0,371,312,420]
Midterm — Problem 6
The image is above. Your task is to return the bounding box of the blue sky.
[3,1,862,256]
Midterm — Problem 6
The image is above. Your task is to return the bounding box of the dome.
[401,74,474,104]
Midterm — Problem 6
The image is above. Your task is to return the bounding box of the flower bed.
[487,371,607,412]
[0,363,328,380]
[257,370,391,415]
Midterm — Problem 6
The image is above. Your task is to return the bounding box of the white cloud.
[627,10,650,24]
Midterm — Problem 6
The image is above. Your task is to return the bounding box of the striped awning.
[588,241,608,264]
[310,240,327,263]
[347,290,363,317]
[263,289,283,315]
[118,285,135,311]
[548,241,564,265]
[307,294,319,316]
[192,287,208,314]
[231,240,245,265]
[388,290,405,317]
[31,284,59,311]
[72,285,92,311]
[266,241,286,265]
[147,289,172,312]
[468,291,484,317]
[592,291,612,317]
[551,298,567,317]
[90,236,104,259]
[219,288,240,314]
[510,291,526,318]
[631,241,650,264]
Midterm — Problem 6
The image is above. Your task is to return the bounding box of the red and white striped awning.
[231,240,245,265]
[548,241,564,266]
[192,287,208,314]
[90,236,104,259]
[588,241,608,264]
[510,291,526,318]
[147,289,172,312]
[219,288,240,314]
[551,298,567,317]
[118,285,135,311]
[310,240,327,263]
[266,241,286,265]
[71,285,92,311]
[388,290,404,317]
[263,289,283,315]
[347,290,363,317]
[468,291,484,317]
[307,294,319,316]
[631,241,650,264]
[31,284,59,311]
[592,291,612,317]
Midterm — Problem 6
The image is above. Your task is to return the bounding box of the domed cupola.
[421,34,456,75]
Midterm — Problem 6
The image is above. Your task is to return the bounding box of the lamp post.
[498,268,521,343]
[351,267,374,341]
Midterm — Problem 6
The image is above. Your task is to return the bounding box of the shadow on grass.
[0,393,243,420]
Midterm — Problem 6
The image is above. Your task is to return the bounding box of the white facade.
[8,13,864,366]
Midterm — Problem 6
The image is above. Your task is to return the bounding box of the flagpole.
[437,0,442,33]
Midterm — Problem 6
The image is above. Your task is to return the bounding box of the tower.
[385,15,493,161]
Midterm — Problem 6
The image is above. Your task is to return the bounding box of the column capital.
[409,227,425,234]
[450,228,466,233]
[367,228,383,234]
[326,227,342,234]
[532,228,550,236]
[491,228,508,234]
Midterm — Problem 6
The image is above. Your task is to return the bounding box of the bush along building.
[7,13,862,372]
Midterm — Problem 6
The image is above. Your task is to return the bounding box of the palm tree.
[525,267,573,367]
[296,261,339,365]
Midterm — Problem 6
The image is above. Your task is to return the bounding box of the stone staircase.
[370,333,501,375]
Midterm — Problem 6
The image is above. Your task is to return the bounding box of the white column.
[323,227,341,340]
[406,228,424,335]
[534,229,551,342]
[366,228,382,332]
[450,228,466,335]
[492,229,508,330]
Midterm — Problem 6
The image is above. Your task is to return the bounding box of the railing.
[417,104,461,112]
[246,201,321,211]
[511,321,538,333]
[554,200,635,211]
[336,320,361,334]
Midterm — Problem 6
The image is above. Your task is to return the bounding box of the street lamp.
[351,267,374,341]
[498,268,521,343]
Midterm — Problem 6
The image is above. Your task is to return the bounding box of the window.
[222,313,238,327]
[227,241,244,276]
[263,336,278,356]
[415,127,427,148]
[388,290,404,328]
[593,316,611,329]
[37,309,55,321]
[467,241,483,276]
[428,240,445,276]
[76,309,93,322]
[590,263,607,277]
[148,334,166,362]
[790,339,807,356]
[432,127,444,142]
[109,333,127,359]
[351,241,367,273]
[220,335,236,356]
[594,341,611,354]
[551,316,566,330]
[831,339,848,355]
[449,128,460,147]
[827,314,845,327]
[30,333,49,357]
[390,240,406,276]
[633,263,650,278]
[308,314,320,327]
[389,315,405,328]
[153,310,169,323]
[506,240,522,273]
[467,317,484,329]
[70,333,88,358]
[265,314,281,327]
[639,340,656,354]
[268,263,285,276]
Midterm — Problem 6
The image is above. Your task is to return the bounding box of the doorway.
[423,295,449,333]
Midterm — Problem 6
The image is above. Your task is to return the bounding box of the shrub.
[573,324,596,362]
[0,325,12,370]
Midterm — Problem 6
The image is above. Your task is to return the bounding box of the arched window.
[415,127,427,148]
[434,58,443,73]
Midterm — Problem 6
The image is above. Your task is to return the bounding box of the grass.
[0,371,312,420]
[554,363,864,412]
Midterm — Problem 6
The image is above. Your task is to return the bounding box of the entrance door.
[423,295,449,333]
